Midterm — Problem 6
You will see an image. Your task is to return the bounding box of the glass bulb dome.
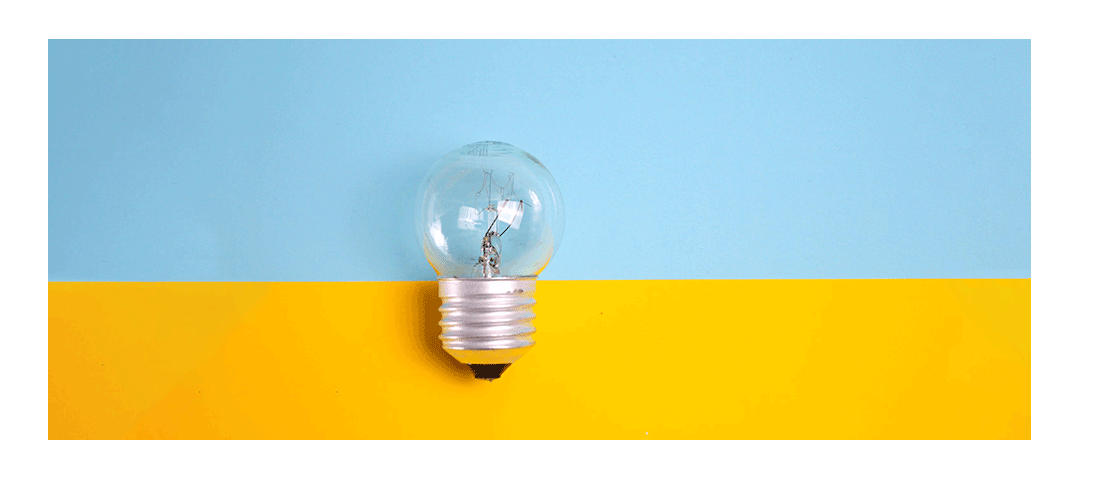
[416,141,565,278]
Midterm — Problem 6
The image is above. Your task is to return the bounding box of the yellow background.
[49,279,1029,439]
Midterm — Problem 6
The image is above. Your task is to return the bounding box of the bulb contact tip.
[468,364,511,381]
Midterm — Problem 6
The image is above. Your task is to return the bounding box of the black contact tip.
[468,364,511,381]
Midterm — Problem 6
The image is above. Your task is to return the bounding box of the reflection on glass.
[416,141,565,278]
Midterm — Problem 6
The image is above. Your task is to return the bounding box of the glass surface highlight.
[416,141,565,278]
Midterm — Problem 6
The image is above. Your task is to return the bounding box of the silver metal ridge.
[437,276,537,377]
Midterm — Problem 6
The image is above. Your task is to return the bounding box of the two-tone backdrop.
[49,40,1030,439]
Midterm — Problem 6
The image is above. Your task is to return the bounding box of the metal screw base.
[438,276,537,380]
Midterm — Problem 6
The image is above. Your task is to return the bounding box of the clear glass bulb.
[416,141,565,278]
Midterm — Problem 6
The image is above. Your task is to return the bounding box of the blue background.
[49,40,1030,281]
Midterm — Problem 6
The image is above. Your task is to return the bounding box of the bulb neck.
[437,276,537,380]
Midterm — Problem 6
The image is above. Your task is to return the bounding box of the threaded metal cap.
[438,277,537,380]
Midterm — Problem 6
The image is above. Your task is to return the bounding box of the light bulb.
[416,141,565,380]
